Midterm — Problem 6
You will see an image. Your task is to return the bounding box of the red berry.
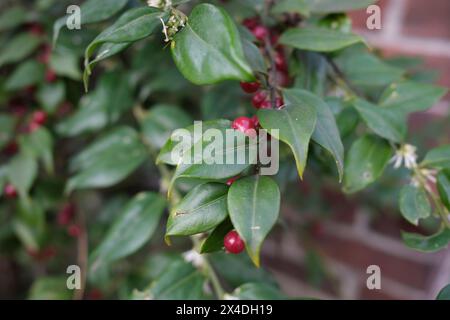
[251,115,259,127]
[28,121,41,133]
[274,51,288,72]
[240,81,260,94]
[10,104,27,117]
[32,110,47,125]
[67,224,82,237]
[226,177,238,186]
[252,25,269,42]
[259,100,272,109]
[275,96,284,109]
[3,141,18,156]
[231,116,256,135]
[57,203,76,226]
[276,70,291,87]
[38,44,52,64]
[242,17,259,30]
[224,230,245,254]
[86,289,103,300]
[252,91,267,108]
[45,69,57,82]
[4,184,17,198]
[28,23,44,36]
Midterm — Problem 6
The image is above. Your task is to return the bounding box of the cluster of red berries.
[57,203,82,238]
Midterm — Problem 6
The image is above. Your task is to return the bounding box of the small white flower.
[223,293,240,300]
[390,144,418,169]
[182,249,204,268]
[410,168,438,192]
[147,0,172,9]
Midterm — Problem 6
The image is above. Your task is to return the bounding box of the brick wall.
[263,0,450,300]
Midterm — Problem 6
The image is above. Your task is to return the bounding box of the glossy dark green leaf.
[13,198,45,250]
[0,114,16,150]
[157,120,231,165]
[36,82,65,114]
[228,175,280,266]
[437,284,450,300]
[0,6,27,32]
[90,192,166,269]
[84,7,166,89]
[19,127,54,174]
[242,39,266,74]
[171,4,254,85]
[210,252,277,287]
[200,218,233,253]
[280,26,364,52]
[7,153,38,198]
[57,72,133,137]
[142,260,207,300]
[28,277,72,300]
[49,50,82,80]
[139,104,192,150]
[168,125,257,194]
[293,51,327,96]
[437,170,450,211]
[67,126,147,193]
[294,89,344,181]
[271,0,310,16]
[344,135,393,193]
[379,81,447,114]
[201,83,242,120]
[5,60,45,91]
[53,0,129,45]
[232,283,285,299]
[353,98,406,143]
[421,145,450,170]
[305,0,377,13]
[336,50,404,87]
[399,185,431,225]
[402,228,450,253]
[0,33,41,67]
[166,183,228,237]
[258,89,317,178]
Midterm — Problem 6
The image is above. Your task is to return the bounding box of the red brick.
[403,0,450,40]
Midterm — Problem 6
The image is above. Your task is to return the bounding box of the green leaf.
[258,89,317,178]
[421,145,450,170]
[295,89,344,181]
[66,126,147,193]
[242,39,266,74]
[280,26,364,52]
[49,50,82,80]
[145,260,207,300]
[5,60,45,91]
[228,175,280,267]
[36,82,65,114]
[336,50,404,87]
[0,33,41,67]
[271,0,310,16]
[201,83,242,120]
[19,127,54,174]
[53,0,129,46]
[139,104,192,150]
[168,124,257,194]
[399,185,431,225]
[200,218,233,253]
[166,183,228,237]
[0,6,27,32]
[90,192,166,269]
[171,3,254,85]
[437,170,450,211]
[293,52,327,96]
[28,277,72,300]
[57,72,133,137]
[402,228,450,253]
[437,284,450,300]
[157,119,231,165]
[232,283,285,299]
[379,81,447,114]
[84,7,166,89]
[353,98,406,143]
[0,114,17,149]
[306,0,378,13]
[344,135,393,193]
[7,153,38,199]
